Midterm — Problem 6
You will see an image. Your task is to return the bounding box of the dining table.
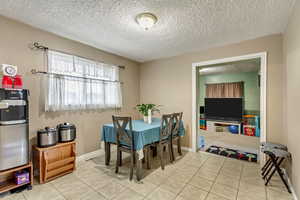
[101,117,185,180]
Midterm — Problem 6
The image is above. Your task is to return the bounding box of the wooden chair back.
[112,116,134,149]
[160,114,174,141]
[172,112,183,136]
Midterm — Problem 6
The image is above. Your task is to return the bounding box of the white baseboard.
[282,169,298,200]
[76,149,103,163]
[173,145,193,152]
[182,146,193,152]
[100,141,104,149]
[76,144,193,163]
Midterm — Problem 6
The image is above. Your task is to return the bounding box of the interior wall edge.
[282,0,300,198]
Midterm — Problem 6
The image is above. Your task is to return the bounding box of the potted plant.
[135,104,160,123]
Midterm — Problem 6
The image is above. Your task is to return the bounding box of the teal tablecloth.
[101,118,185,151]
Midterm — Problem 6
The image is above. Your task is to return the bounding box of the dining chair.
[156,114,174,170]
[112,116,150,180]
[112,116,135,180]
[170,112,183,161]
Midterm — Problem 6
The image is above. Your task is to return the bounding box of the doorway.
[191,52,267,163]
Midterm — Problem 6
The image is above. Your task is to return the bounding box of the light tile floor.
[0,149,294,200]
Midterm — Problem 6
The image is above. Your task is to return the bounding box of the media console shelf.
[206,120,242,134]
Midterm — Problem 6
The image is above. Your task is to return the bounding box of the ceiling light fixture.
[135,12,158,30]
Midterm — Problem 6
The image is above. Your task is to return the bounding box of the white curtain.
[46,50,122,111]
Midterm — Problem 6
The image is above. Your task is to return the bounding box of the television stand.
[206,120,242,134]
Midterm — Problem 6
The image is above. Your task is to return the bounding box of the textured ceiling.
[0,0,296,62]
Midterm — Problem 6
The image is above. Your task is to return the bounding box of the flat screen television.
[204,98,243,121]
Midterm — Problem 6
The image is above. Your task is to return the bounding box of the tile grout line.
[207,156,245,200]
[181,154,223,200]
[187,154,226,199]
[21,193,28,200]
[55,163,116,200]
[0,150,285,200]
[173,153,209,199]
[50,182,69,200]
[142,152,189,200]
[207,157,229,200]
[14,151,284,200]
[235,162,244,200]
[75,170,105,198]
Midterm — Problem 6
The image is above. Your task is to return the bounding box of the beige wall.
[0,15,140,156]
[140,34,284,148]
[283,0,300,197]
[0,13,289,179]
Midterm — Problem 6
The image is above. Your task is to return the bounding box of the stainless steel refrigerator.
[0,89,29,171]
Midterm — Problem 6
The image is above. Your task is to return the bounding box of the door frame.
[191,52,267,155]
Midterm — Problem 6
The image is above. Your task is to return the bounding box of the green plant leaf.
[135,103,161,116]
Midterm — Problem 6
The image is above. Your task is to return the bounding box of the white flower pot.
[143,116,148,123]
[148,109,152,124]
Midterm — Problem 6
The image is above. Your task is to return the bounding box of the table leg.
[177,137,182,155]
[146,146,151,169]
[105,142,111,165]
[152,146,157,157]
[136,153,143,181]
[118,151,122,166]
[142,149,146,164]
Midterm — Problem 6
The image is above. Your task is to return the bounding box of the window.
[45,50,122,111]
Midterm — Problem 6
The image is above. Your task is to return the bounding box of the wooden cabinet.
[0,163,33,194]
[33,141,76,184]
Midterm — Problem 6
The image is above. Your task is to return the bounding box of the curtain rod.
[30,42,125,70]
[31,69,124,84]
[205,81,244,85]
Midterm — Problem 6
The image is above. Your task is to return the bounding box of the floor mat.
[206,145,257,162]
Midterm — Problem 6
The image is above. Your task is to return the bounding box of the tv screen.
[204,98,243,121]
